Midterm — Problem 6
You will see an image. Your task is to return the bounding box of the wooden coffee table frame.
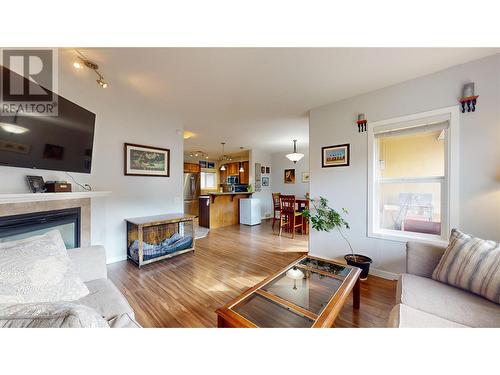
[216,254,361,328]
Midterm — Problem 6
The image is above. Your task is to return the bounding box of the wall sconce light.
[459,82,479,113]
[356,113,367,132]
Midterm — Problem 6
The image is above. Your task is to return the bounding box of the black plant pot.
[344,254,372,280]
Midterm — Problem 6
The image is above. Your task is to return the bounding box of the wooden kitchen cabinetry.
[220,168,227,184]
[227,162,239,176]
[219,161,249,184]
[184,163,200,173]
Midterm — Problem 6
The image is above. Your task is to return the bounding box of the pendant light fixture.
[239,147,245,172]
[220,142,226,171]
[286,139,304,163]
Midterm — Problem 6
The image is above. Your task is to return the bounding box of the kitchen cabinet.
[227,162,239,176]
[219,168,227,184]
[184,163,200,173]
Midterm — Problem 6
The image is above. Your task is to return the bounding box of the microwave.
[227,176,239,184]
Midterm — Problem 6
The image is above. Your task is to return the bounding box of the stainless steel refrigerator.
[184,172,201,217]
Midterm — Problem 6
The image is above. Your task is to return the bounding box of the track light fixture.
[73,52,109,89]
[188,150,209,159]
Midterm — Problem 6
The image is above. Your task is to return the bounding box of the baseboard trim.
[369,267,399,280]
[106,255,127,264]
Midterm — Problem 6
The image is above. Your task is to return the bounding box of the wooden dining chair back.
[272,193,281,230]
[278,195,303,238]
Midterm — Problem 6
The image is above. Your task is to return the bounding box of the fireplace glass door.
[0,208,81,248]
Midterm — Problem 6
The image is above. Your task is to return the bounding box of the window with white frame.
[368,107,459,243]
[200,171,217,189]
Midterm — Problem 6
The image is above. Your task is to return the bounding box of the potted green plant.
[302,196,372,280]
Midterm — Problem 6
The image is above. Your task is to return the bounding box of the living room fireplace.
[0,207,81,248]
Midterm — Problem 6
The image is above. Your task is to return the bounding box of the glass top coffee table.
[216,255,361,328]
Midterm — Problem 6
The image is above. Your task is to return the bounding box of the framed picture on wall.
[124,143,170,177]
[302,172,310,183]
[255,162,262,191]
[266,166,270,174]
[261,166,266,174]
[322,143,350,168]
[262,176,270,186]
[284,169,295,184]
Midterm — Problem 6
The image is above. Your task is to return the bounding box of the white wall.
[249,148,273,219]
[0,58,184,263]
[309,54,500,277]
[271,151,309,198]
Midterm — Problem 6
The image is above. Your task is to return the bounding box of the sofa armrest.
[406,241,447,278]
[68,245,107,282]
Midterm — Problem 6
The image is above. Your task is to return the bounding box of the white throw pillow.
[0,230,89,304]
[432,229,500,304]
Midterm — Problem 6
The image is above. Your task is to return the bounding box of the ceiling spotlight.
[183,131,194,139]
[97,79,108,89]
[73,61,83,70]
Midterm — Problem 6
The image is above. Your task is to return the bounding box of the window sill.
[368,229,449,247]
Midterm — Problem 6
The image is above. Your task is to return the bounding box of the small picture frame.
[302,172,310,183]
[261,166,266,174]
[124,143,170,177]
[266,166,270,174]
[322,144,350,168]
[262,176,270,186]
[284,169,295,184]
[26,175,46,193]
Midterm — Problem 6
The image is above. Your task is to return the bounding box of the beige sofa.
[68,245,140,328]
[389,241,500,328]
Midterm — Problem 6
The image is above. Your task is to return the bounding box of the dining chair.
[278,195,303,238]
[272,193,281,231]
[295,197,310,234]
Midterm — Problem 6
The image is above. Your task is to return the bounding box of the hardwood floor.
[108,221,396,328]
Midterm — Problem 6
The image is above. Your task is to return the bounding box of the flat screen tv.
[0,67,96,174]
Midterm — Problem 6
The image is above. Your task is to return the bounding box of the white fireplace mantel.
[0,191,111,204]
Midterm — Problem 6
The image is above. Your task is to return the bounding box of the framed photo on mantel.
[124,143,170,177]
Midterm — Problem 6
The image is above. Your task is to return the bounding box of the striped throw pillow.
[432,229,500,304]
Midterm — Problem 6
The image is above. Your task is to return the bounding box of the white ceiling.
[61,48,497,158]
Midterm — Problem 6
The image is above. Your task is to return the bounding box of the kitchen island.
[199,192,252,229]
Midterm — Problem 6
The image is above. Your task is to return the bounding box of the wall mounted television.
[0,66,96,174]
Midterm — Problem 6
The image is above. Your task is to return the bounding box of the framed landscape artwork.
[262,176,270,186]
[284,169,295,184]
[124,143,170,177]
[322,143,350,168]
